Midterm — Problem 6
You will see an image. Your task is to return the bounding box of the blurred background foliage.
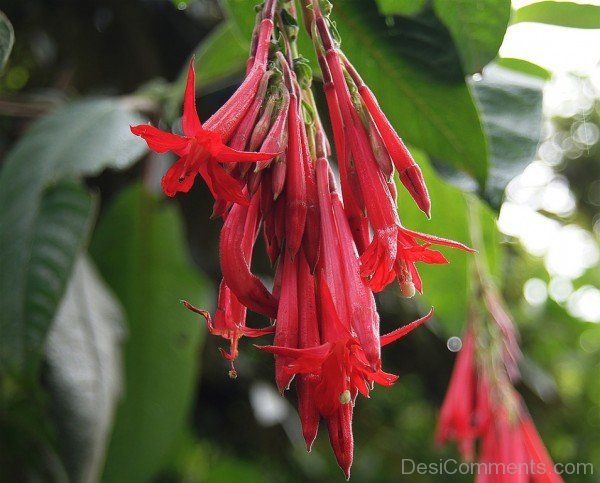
[0,0,599,482]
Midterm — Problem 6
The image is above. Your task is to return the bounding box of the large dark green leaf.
[513,1,600,29]
[45,255,125,483]
[1,180,94,378]
[471,65,544,208]
[0,99,146,378]
[396,149,501,335]
[0,10,14,71]
[90,183,209,483]
[433,0,511,73]
[375,0,426,15]
[224,0,489,184]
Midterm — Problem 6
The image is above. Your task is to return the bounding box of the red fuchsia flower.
[437,302,562,482]
[343,58,431,218]
[131,61,278,203]
[136,0,479,476]
[474,394,563,483]
[436,328,491,461]
[259,273,434,477]
[219,193,278,319]
[183,192,276,376]
[182,283,274,379]
[312,8,473,295]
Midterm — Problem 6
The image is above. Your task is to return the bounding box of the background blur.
[0,0,599,482]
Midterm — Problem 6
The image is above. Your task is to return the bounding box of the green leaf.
[0,180,94,378]
[433,0,511,73]
[471,65,544,208]
[513,1,600,29]
[375,0,426,16]
[0,99,147,378]
[193,21,248,90]
[224,0,489,184]
[0,10,14,71]
[396,150,500,335]
[496,57,552,80]
[165,21,248,119]
[45,255,125,483]
[90,183,209,483]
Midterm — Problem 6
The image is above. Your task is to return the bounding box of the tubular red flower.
[343,57,431,217]
[220,194,278,318]
[258,275,432,416]
[283,78,308,258]
[131,61,277,202]
[181,284,275,378]
[273,251,300,392]
[326,403,354,480]
[296,249,321,450]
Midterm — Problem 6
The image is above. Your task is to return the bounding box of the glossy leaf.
[433,0,511,73]
[90,183,209,483]
[0,99,146,378]
[496,57,552,81]
[513,1,600,29]
[225,0,489,184]
[45,255,125,483]
[397,149,501,335]
[0,10,14,71]
[471,65,544,208]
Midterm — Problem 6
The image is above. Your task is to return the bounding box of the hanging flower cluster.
[132,0,472,477]
[436,270,563,483]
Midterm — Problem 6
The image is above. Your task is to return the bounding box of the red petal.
[380,308,434,346]
[161,156,198,197]
[216,144,279,163]
[204,161,249,206]
[241,326,276,338]
[400,227,474,252]
[182,60,203,136]
[131,124,189,155]
[326,404,354,480]
[256,342,331,362]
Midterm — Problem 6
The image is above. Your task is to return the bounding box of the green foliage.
[496,57,552,80]
[0,179,94,378]
[90,183,209,483]
[166,21,249,119]
[471,65,544,208]
[375,0,426,16]
[0,10,14,71]
[0,99,146,379]
[45,255,125,483]
[396,150,501,335]
[513,1,600,29]
[433,0,511,74]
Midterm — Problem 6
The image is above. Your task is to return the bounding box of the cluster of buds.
[436,268,562,482]
[132,0,472,477]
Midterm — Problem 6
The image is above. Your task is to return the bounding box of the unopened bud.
[400,280,416,298]
[339,389,351,404]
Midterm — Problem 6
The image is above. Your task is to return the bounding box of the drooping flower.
[131,61,278,203]
[312,9,473,294]
[436,275,562,482]
[132,0,479,476]
[182,283,274,379]
[258,273,433,476]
